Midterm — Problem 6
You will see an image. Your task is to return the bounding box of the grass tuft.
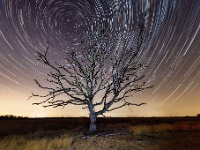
[128,123,173,135]
[0,134,73,150]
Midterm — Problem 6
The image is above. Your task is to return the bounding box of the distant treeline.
[0,115,28,120]
[1,114,200,120]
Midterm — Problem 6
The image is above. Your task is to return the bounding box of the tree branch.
[107,101,146,112]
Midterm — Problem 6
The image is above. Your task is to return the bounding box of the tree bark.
[89,105,97,132]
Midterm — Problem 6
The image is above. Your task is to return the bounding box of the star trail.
[0,0,200,117]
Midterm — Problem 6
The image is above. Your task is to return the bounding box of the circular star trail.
[0,0,200,117]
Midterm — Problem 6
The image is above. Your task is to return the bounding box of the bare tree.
[29,12,153,132]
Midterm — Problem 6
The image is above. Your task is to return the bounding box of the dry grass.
[71,135,160,150]
[128,123,173,135]
[0,134,73,150]
[128,121,200,135]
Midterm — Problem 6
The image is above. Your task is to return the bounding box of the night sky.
[0,0,200,117]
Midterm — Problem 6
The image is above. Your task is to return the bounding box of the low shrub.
[128,123,173,135]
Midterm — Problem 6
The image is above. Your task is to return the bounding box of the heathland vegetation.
[0,116,200,150]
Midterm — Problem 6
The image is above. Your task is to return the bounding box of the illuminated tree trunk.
[89,105,97,132]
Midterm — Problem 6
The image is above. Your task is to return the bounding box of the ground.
[0,117,200,150]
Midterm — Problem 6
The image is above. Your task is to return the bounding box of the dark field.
[0,117,200,150]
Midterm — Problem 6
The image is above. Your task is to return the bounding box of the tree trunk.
[89,105,97,132]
